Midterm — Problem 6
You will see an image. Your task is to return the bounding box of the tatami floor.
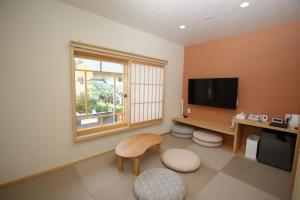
[0,133,292,200]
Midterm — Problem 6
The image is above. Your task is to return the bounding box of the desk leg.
[133,157,141,176]
[233,123,242,153]
[155,144,161,155]
[291,133,300,189]
[117,156,123,171]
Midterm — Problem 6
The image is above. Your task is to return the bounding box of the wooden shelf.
[236,119,298,134]
[172,117,235,136]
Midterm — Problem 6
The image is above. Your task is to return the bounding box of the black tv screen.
[188,78,238,109]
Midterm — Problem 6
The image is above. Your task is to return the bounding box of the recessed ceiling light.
[240,2,250,8]
[179,25,186,29]
[204,15,214,20]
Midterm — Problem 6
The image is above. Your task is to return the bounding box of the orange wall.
[183,21,300,125]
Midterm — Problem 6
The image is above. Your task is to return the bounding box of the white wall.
[0,0,184,184]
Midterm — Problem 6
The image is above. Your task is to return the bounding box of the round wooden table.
[115,133,163,175]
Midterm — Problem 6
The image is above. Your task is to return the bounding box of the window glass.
[75,59,125,131]
[75,57,100,71]
[102,61,124,73]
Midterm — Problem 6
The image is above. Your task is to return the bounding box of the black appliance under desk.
[257,128,296,171]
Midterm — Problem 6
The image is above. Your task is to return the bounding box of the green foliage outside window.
[76,79,123,114]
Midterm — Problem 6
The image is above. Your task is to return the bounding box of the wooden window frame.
[70,41,167,142]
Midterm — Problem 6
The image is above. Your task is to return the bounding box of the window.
[74,57,125,132]
[70,42,167,140]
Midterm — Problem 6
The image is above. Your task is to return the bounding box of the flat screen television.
[188,78,239,109]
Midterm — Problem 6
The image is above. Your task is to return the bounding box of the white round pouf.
[192,137,222,147]
[171,132,193,139]
[162,148,201,172]
[134,168,186,200]
[193,130,223,143]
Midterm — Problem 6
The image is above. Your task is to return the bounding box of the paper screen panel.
[134,104,140,123]
[131,63,136,84]
[135,64,140,84]
[130,63,164,124]
[159,102,163,118]
[143,103,148,121]
[135,84,140,104]
[130,104,135,123]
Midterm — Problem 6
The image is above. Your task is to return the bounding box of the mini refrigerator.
[257,128,296,171]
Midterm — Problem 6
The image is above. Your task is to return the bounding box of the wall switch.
[187,108,191,114]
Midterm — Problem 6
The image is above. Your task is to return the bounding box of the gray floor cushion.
[162,148,201,172]
[134,168,186,200]
[193,130,223,143]
[192,137,222,147]
[171,131,193,139]
[171,124,195,135]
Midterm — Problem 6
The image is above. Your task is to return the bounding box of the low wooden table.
[115,133,163,175]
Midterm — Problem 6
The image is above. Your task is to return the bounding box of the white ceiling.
[59,0,300,46]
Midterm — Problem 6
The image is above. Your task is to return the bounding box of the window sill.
[74,119,163,142]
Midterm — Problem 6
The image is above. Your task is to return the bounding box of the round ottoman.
[171,124,195,139]
[162,148,201,172]
[193,130,223,147]
[134,168,186,200]
[172,132,193,139]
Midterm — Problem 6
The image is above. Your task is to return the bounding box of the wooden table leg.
[155,144,160,155]
[117,156,123,171]
[133,157,141,176]
[233,123,242,153]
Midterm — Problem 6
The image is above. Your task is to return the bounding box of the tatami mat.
[186,143,234,171]
[222,156,292,200]
[0,167,92,200]
[0,133,292,200]
[194,172,281,200]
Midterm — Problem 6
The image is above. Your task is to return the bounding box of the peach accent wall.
[183,21,300,125]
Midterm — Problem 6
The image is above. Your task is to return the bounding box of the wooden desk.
[233,119,298,153]
[172,117,300,188]
[234,119,299,188]
[172,117,235,136]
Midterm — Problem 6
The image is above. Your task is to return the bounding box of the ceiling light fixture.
[179,25,186,29]
[240,2,250,8]
[204,15,214,20]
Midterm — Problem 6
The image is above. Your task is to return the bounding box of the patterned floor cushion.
[162,148,201,172]
[134,168,186,200]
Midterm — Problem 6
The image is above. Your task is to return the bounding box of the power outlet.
[187,108,191,114]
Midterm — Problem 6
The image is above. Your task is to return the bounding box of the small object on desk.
[285,114,292,123]
[236,112,247,120]
[271,118,283,124]
[230,117,236,129]
[269,121,288,128]
[289,114,300,129]
[261,115,268,122]
[248,114,261,122]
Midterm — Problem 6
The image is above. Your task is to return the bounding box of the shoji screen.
[130,63,164,125]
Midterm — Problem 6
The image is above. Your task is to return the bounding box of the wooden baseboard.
[0,131,170,189]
